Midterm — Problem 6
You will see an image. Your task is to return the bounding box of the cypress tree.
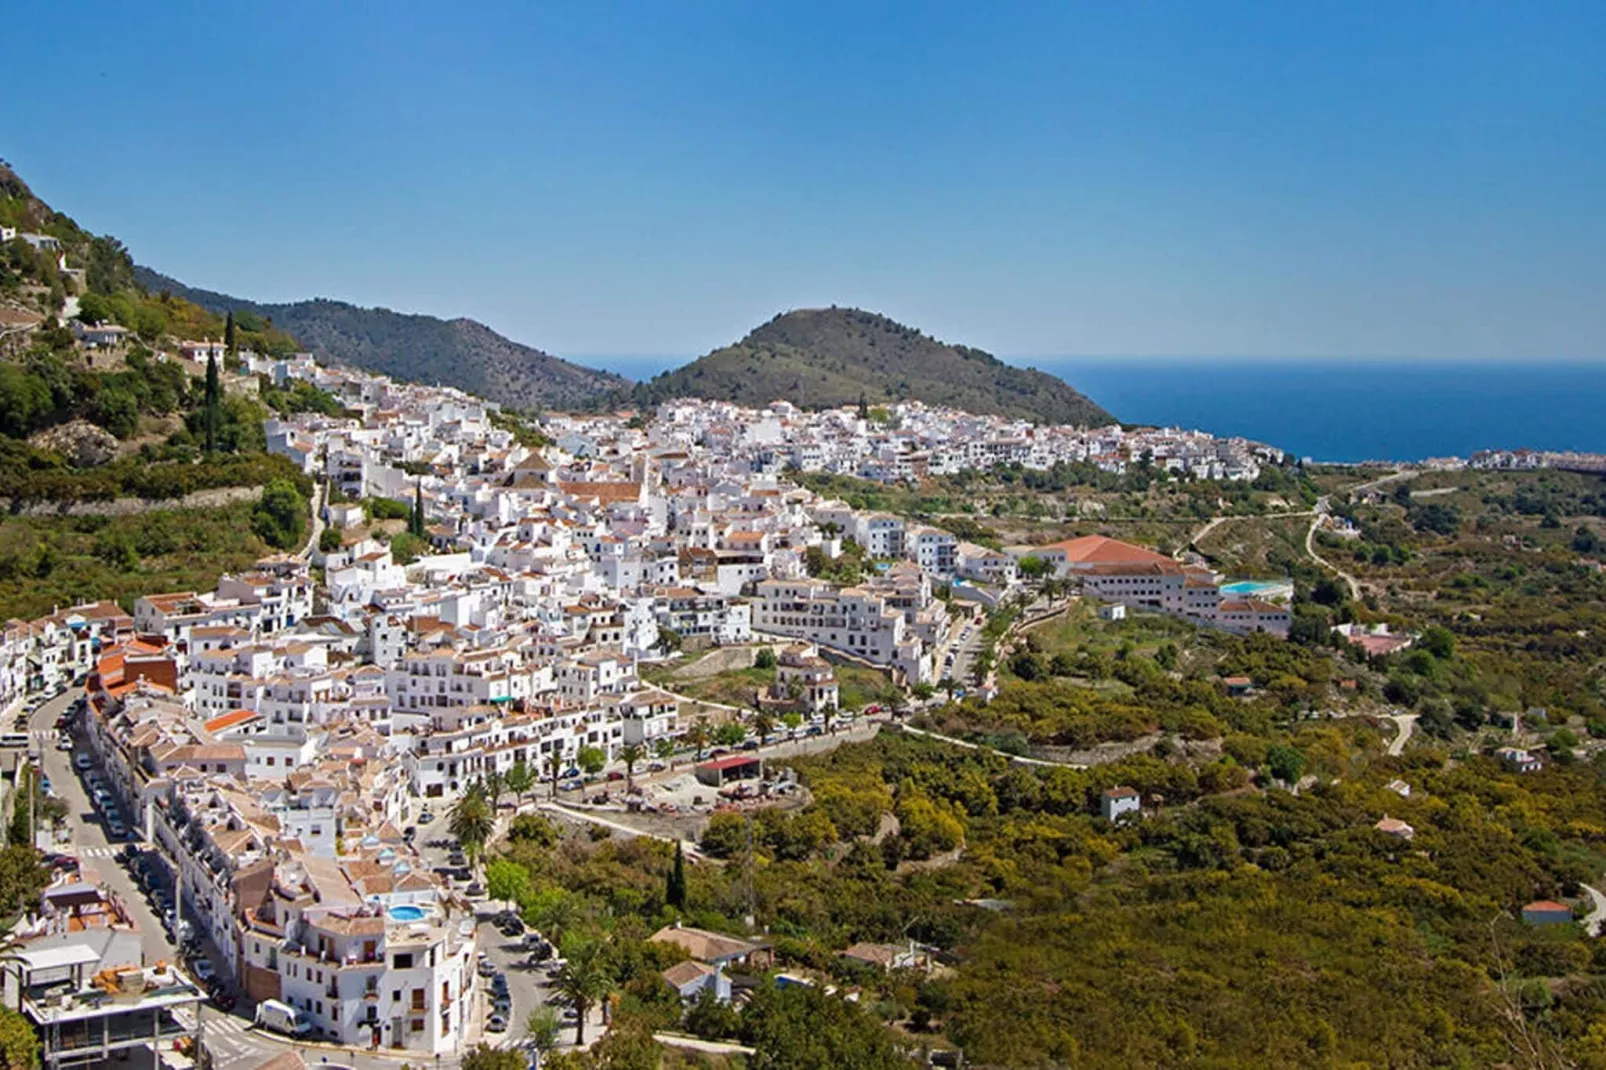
[858,391,868,421]
[204,353,221,452]
[411,480,426,537]
[667,840,687,910]
[224,310,236,356]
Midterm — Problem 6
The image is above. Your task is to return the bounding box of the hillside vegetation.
[133,267,628,412]
[634,307,1114,426]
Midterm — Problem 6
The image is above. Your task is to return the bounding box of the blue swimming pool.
[1221,580,1293,598]
[388,904,426,922]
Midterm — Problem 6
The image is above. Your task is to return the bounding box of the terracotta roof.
[1044,535,1177,569]
[558,481,643,504]
[204,709,260,733]
[661,960,716,988]
[650,925,768,963]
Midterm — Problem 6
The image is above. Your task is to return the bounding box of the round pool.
[387,904,427,922]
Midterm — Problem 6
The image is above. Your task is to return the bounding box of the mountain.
[132,266,627,412]
[634,307,1113,426]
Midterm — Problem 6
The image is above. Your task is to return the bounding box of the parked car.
[648,761,667,772]
[418,809,436,824]
[477,959,497,978]
[606,770,625,782]
[486,1014,507,1033]
[73,754,92,771]
[190,959,216,983]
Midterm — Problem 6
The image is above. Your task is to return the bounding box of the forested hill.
[132,267,628,412]
[634,307,1114,426]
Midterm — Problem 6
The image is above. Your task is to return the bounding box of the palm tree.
[823,703,838,736]
[525,1007,562,1060]
[618,743,644,790]
[545,751,563,800]
[448,787,493,863]
[686,717,711,761]
[553,940,611,1046]
[483,768,506,810]
[750,709,776,746]
[653,737,676,770]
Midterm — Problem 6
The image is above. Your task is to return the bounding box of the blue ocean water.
[575,355,1606,464]
[1030,359,1606,463]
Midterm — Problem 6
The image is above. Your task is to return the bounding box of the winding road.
[1189,508,1318,552]
[1304,504,1361,602]
[1581,885,1606,937]
[1386,712,1419,757]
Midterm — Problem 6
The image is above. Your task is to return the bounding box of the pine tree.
[667,840,687,910]
[203,353,221,452]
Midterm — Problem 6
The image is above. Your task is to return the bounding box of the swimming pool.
[1220,580,1294,600]
[387,904,427,922]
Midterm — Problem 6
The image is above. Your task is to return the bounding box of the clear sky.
[4,1,1603,365]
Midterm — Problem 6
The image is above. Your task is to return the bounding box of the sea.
[581,356,1606,465]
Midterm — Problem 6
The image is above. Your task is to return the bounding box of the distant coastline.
[1033,358,1606,465]
[574,354,1606,466]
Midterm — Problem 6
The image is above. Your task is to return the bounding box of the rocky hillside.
[132,268,627,412]
[634,307,1113,426]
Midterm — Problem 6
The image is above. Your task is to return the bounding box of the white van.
[254,999,313,1037]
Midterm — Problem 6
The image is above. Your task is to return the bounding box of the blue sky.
[4,1,1603,366]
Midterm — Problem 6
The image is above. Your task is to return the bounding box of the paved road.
[1581,885,1606,937]
[1348,468,1421,499]
[29,688,181,965]
[895,722,1086,770]
[1191,508,1318,552]
[1386,713,1419,757]
[1304,500,1361,602]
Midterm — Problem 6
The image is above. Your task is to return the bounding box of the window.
[411,988,426,1010]
[394,953,414,969]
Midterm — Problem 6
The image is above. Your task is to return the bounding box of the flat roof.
[10,945,102,971]
[698,755,763,772]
